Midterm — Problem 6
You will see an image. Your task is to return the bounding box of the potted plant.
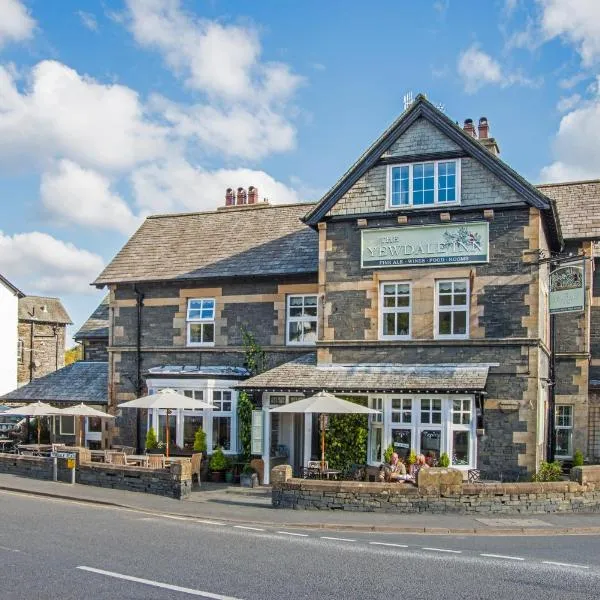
[438,452,450,468]
[240,464,258,488]
[209,447,229,482]
[193,428,207,454]
[145,427,160,453]
[383,443,394,464]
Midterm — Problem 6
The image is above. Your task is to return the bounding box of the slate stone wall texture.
[83,339,109,362]
[272,478,600,514]
[17,321,67,385]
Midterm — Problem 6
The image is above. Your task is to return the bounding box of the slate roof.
[74,296,109,340]
[0,274,23,297]
[237,354,492,392]
[19,296,71,324]
[303,95,562,250]
[94,203,318,286]
[0,362,108,405]
[537,180,600,241]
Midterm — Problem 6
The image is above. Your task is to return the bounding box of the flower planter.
[224,471,234,484]
[210,470,224,483]
[240,473,259,488]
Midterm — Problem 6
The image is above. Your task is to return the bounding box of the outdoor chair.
[110,452,127,466]
[51,443,66,452]
[190,452,202,487]
[147,454,166,469]
[78,448,92,463]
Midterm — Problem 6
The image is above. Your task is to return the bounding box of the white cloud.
[151,95,295,160]
[504,0,519,15]
[540,79,600,181]
[40,160,141,234]
[457,44,538,93]
[556,94,581,112]
[130,158,304,214]
[0,60,169,172]
[559,72,589,89]
[538,0,600,67]
[124,0,303,159]
[0,0,35,48]
[0,230,104,295]
[77,10,98,32]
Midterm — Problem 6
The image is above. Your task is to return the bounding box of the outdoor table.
[17,444,52,456]
[321,469,341,480]
[89,450,106,462]
[126,455,149,467]
[164,456,191,466]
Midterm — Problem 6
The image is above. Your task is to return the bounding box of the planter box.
[210,470,224,483]
[240,473,259,488]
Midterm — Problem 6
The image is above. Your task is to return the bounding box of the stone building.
[17,296,71,387]
[93,96,600,480]
[74,295,109,362]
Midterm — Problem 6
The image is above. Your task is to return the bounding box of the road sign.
[51,452,77,459]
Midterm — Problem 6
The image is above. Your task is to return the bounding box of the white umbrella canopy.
[57,404,115,447]
[3,402,62,445]
[118,389,213,456]
[270,391,380,471]
[270,391,379,414]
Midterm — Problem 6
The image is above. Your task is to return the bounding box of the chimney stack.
[478,116,489,139]
[236,187,247,205]
[225,188,235,206]
[248,186,258,204]
[463,118,477,138]
[477,116,500,156]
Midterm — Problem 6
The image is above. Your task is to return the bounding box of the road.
[0,490,599,599]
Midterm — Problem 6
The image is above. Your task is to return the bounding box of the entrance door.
[293,414,304,476]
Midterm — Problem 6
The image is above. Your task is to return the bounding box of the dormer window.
[387,159,460,208]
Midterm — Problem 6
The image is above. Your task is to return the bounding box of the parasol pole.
[165,408,170,458]
[37,418,41,446]
[320,414,326,471]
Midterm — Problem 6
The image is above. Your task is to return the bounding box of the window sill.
[386,201,461,211]
[186,342,216,348]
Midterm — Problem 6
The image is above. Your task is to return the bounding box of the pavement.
[2,472,600,535]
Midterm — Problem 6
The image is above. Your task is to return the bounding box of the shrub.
[383,444,395,464]
[193,428,207,453]
[407,450,417,466]
[241,463,256,475]
[145,427,158,450]
[237,391,253,460]
[532,460,563,482]
[209,447,229,471]
[572,449,584,467]
[438,452,450,468]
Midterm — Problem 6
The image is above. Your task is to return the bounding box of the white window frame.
[379,282,412,340]
[286,294,318,346]
[435,279,470,340]
[386,159,461,209]
[186,298,216,347]
[146,379,239,455]
[554,405,574,459]
[211,390,233,452]
[367,395,476,469]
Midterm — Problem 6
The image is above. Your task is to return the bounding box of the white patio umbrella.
[118,389,214,457]
[270,391,380,470]
[57,404,115,447]
[3,402,62,445]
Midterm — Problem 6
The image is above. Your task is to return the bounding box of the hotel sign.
[549,263,585,314]
[361,222,489,268]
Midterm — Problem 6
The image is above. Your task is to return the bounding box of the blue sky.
[1,0,599,342]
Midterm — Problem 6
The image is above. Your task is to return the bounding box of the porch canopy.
[237,354,493,393]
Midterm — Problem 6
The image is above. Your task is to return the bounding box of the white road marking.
[233,526,265,531]
[422,547,462,554]
[77,566,244,600]
[369,542,409,548]
[320,536,356,542]
[195,520,226,526]
[480,553,524,561]
[277,531,308,537]
[0,545,20,553]
[542,561,590,569]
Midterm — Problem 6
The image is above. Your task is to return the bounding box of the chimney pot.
[463,118,477,138]
[225,187,235,206]
[247,186,258,204]
[236,187,247,205]
[478,117,489,139]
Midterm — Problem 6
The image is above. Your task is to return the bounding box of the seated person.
[383,452,407,482]
[409,453,430,479]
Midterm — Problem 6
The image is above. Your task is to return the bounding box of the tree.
[65,344,83,365]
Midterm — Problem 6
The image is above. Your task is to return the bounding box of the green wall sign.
[549,263,585,314]
[361,222,489,268]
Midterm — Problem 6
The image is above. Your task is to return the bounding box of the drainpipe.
[134,285,145,453]
[29,321,34,383]
[547,313,557,461]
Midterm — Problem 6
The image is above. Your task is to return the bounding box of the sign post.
[50,451,77,484]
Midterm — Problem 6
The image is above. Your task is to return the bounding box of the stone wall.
[17,321,67,385]
[0,453,191,499]
[272,467,600,514]
[83,339,108,362]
